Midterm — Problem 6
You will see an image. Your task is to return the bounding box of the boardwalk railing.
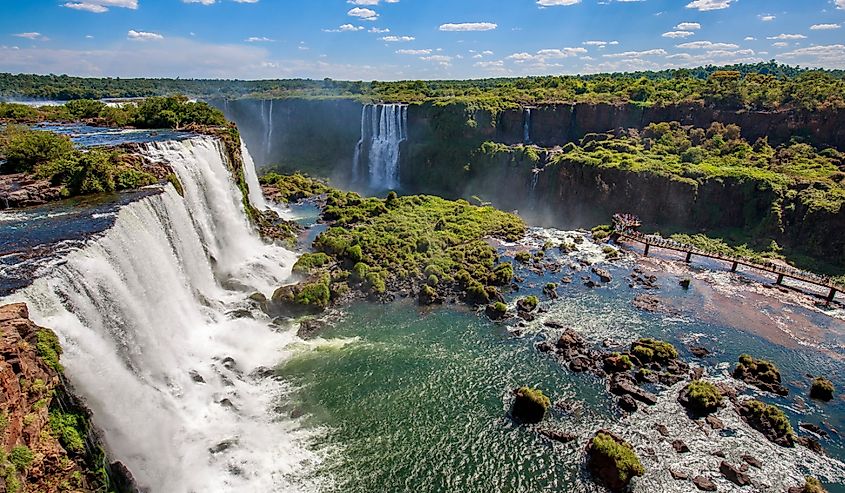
[614,228,842,303]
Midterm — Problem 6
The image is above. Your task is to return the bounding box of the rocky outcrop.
[733,354,789,396]
[586,430,645,492]
[0,303,136,492]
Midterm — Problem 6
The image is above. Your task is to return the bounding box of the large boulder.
[678,380,723,416]
[809,377,834,401]
[511,387,551,424]
[736,399,795,447]
[586,431,645,492]
[733,354,789,396]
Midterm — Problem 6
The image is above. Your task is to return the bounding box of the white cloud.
[744,36,757,41]
[582,40,619,46]
[347,7,378,20]
[420,55,452,64]
[759,14,776,21]
[779,44,845,67]
[439,22,497,31]
[675,22,701,30]
[127,30,164,41]
[381,35,414,42]
[537,0,581,6]
[182,0,216,4]
[395,49,431,55]
[767,33,807,40]
[13,32,45,40]
[348,0,399,4]
[836,0,845,9]
[62,0,137,13]
[772,42,789,48]
[323,24,364,33]
[686,0,734,11]
[810,23,841,30]
[474,60,504,68]
[603,48,668,58]
[663,31,695,38]
[675,40,739,49]
[369,27,390,33]
[245,36,274,42]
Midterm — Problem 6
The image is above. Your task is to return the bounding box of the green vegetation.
[630,338,678,364]
[261,174,527,304]
[0,125,74,173]
[511,387,551,424]
[35,329,63,373]
[8,446,33,472]
[516,295,539,312]
[259,172,330,203]
[49,411,86,454]
[739,399,795,444]
[588,432,645,488]
[0,95,225,130]
[735,354,781,383]
[805,477,829,493]
[292,253,332,276]
[810,377,835,401]
[3,62,844,111]
[682,380,723,416]
[486,302,508,320]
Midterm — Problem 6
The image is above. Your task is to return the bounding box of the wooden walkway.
[614,229,841,303]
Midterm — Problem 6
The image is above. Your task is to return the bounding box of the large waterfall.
[352,104,408,190]
[5,137,322,492]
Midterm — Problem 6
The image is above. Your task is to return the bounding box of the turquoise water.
[277,239,845,492]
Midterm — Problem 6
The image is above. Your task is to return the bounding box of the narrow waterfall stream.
[352,104,408,190]
[4,137,323,492]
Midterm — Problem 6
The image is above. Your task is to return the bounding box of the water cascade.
[352,104,408,190]
[241,139,292,219]
[5,137,322,492]
[523,107,532,144]
[263,99,274,164]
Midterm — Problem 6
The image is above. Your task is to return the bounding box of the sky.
[1,0,844,80]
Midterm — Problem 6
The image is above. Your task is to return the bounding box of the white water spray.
[352,104,408,190]
[523,107,532,144]
[5,137,323,492]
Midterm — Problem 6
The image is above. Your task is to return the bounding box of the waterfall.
[4,136,323,492]
[262,99,275,164]
[523,107,532,144]
[241,139,292,219]
[530,169,540,192]
[352,104,408,190]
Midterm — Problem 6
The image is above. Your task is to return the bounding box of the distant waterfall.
[352,104,408,190]
[523,107,532,144]
[263,99,274,164]
[241,138,293,219]
[5,137,322,492]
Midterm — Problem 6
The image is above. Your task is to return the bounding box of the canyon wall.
[214,98,845,267]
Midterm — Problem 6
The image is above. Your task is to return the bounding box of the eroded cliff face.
[0,303,134,493]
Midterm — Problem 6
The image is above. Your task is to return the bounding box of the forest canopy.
[2,62,844,112]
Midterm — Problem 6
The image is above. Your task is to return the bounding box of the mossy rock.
[630,338,678,364]
[678,380,723,416]
[419,284,441,305]
[292,252,331,276]
[485,302,508,320]
[733,354,788,396]
[803,476,829,493]
[586,431,645,492]
[514,251,532,264]
[603,353,633,373]
[464,281,490,305]
[809,377,834,402]
[736,399,795,447]
[511,387,550,424]
[516,295,539,313]
[271,276,331,315]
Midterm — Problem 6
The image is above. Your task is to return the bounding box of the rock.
[592,267,613,283]
[796,436,824,454]
[693,476,717,491]
[209,438,239,454]
[733,354,789,396]
[679,278,691,289]
[618,395,638,413]
[690,346,711,358]
[719,461,751,486]
[736,399,795,447]
[603,353,633,373]
[543,320,566,329]
[712,450,726,458]
[741,455,762,469]
[536,340,555,353]
[678,380,723,416]
[799,422,828,438]
[537,428,577,443]
[485,302,509,320]
[670,469,689,480]
[511,387,551,424]
[810,377,835,401]
[654,424,670,437]
[297,319,326,340]
[706,415,725,430]
[586,431,645,493]
[609,373,658,405]
[672,440,690,453]
[418,285,442,305]
[556,329,586,353]
[189,370,206,383]
[569,356,594,373]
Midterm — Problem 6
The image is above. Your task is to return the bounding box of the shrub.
[9,446,33,471]
[292,253,331,275]
[465,281,490,305]
[49,411,85,454]
[345,244,363,263]
[682,380,723,415]
[630,338,678,363]
[295,278,331,309]
[491,262,514,285]
[809,377,834,401]
[426,274,439,287]
[0,126,75,173]
[514,251,532,263]
[587,432,645,489]
[804,477,827,493]
[739,399,794,444]
[511,387,550,423]
[365,271,386,295]
[36,329,63,373]
[351,262,370,283]
[166,173,185,196]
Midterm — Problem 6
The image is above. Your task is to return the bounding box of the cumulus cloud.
[323,24,365,33]
[506,47,586,63]
[348,7,378,20]
[127,30,163,41]
[14,32,45,40]
[663,31,695,38]
[759,14,776,21]
[603,48,668,58]
[675,22,701,30]
[767,33,807,40]
[381,35,414,42]
[395,49,431,55]
[675,40,739,49]
[686,0,734,11]
[778,44,845,67]
[810,23,841,30]
[62,0,137,13]
[245,36,274,42]
[582,40,619,47]
[439,22,497,31]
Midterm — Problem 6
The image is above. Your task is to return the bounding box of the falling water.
[4,136,323,492]
[241,139,293,219]
[530,169,540,192]
[264,99,275,164]
[523,107,532,144]
[352,104,408,190]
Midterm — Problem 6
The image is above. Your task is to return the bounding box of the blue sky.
[1,0,844,80]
